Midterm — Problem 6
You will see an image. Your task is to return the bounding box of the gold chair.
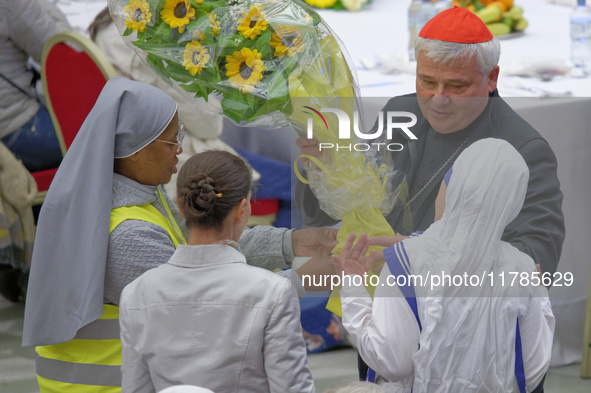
[33,31,117,205]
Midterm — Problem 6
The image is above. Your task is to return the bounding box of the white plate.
[496,31,526,39]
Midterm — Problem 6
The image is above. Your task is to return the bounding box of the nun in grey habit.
[23,77,181,347]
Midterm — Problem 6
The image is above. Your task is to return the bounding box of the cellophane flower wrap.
[109,0,401,313]
[110,0,332,128]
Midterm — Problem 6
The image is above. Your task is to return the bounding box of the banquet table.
[319,0,589,98]
[57,0,590,368]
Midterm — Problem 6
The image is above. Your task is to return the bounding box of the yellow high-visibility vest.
[36,194,185,392]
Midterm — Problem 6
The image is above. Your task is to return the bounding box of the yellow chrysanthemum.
[303,0,338,8]
[182,41,210,76]
[226,48,266,93]
[161,0,198,33]
[208,12,221,37]
[270,26,305,58]
[123,0,152,32]
[237,5,269,40]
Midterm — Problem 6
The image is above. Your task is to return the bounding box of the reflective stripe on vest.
[36,305,122,392]
[36,200,185,392]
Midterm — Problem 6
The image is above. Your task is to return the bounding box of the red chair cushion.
[44,42,108,150]
[32,167,59,192]
[34,40,109,196]
[250,198,280,216]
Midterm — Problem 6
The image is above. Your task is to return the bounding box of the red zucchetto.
[419,5,494,44]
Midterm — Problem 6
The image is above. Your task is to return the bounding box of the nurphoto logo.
[304,106,418,152]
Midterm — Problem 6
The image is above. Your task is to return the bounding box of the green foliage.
[472,0,486,11]
[146,53,171,84]
[333,0,345,11]
[221,92,251,123]
[123,0,326,125]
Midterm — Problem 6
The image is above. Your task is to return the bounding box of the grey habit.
[22,77,177,346]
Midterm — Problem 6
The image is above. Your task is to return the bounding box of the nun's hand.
[292,227,338,257]
[332,233,375,276]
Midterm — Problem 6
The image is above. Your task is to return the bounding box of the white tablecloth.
[317,0,590,98]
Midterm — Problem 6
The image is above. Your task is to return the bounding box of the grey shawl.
[22,77,177,346]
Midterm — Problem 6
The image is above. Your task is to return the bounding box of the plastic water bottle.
[434,0,451,14]
[416,0,438,37]
[408,0,423,61]
[570,0,591,77]
[409,1,450,61]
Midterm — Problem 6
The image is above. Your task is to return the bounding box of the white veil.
[402,138,548,392]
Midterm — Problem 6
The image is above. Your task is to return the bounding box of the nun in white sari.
[335,138,554,393]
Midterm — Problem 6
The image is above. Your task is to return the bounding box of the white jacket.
[120,244,315,393]
[0,0,69,137]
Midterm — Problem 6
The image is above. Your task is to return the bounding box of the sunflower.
[123,0,152,33]
[303,0,338,8]
[208,12,221,37]
[182,41,210,76]
[237,5,269,40]
[270,26,305,58]
[191,28,204,40]
[161,0,198,33]
[226,48,266,93]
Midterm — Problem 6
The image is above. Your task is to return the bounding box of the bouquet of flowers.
[110,0,359,128]
[110,0,401,313]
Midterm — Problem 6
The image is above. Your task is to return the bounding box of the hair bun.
[196,177,215,193]
[176,150,252,230]
[185,175,218,215]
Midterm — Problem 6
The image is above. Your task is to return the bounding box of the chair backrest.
[41,30,117,156]
[31,31,116,205]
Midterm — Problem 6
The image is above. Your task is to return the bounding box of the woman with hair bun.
[119,150,316,393]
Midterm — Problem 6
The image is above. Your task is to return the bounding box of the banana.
[476,5,503,24]
[514,17,529,32]
[487,22,512,36]
[501,16,515,30]
[503,5,523,20]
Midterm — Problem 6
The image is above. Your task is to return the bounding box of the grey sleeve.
[238,226,294,271]
[503,138,565,275]
[105,220,176,305]
[9,0,70,61]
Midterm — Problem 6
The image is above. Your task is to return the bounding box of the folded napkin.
[501,57,572,81]
[545,0,577,7]
[360,51,416,75]
[498,76,573,97]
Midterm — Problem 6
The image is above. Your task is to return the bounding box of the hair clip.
[216,193,222,198]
